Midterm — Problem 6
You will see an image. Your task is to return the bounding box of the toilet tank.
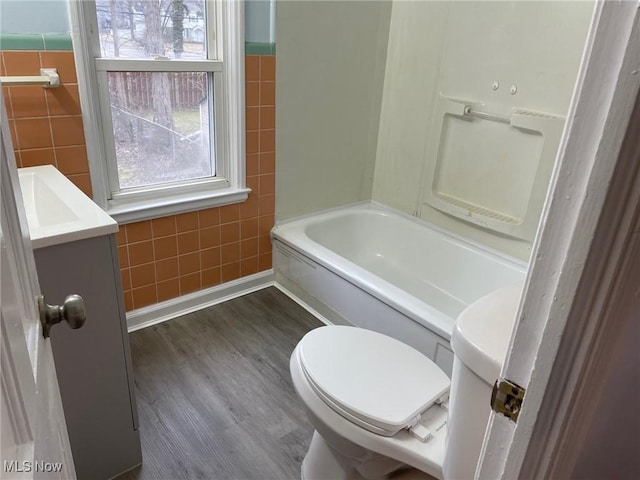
[442,283,523,480]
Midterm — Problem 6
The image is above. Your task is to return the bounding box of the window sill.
[106,187,251,224]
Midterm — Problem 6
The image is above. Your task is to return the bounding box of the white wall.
[275,0,391,221]
[373,1,594,260]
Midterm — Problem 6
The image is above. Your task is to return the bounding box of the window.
[70,0,246,223]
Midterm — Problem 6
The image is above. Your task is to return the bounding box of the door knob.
[38,294,86,338]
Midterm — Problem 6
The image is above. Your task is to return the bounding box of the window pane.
[107,71,214,190]
[96,0,207,59]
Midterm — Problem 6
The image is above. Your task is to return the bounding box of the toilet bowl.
[290,284,522,480]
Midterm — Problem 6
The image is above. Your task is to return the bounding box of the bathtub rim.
[275,201,529,263]
[271,201,528,340]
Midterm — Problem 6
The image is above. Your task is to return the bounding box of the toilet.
[289,284,522,480]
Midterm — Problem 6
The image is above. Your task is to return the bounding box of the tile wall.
[1,50,92,196]
[1,47,275,311]
[118,55,275,310]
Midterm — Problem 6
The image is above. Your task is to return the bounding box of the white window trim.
[68,0,247,224]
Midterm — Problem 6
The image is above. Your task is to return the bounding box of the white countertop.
[18,165,118,249]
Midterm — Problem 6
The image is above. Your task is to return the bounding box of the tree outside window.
[97,0,213,189]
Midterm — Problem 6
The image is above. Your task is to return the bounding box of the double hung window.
[70,0,246,222]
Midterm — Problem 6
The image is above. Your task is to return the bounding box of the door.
[0,90,75,478]
[477,2,640,479]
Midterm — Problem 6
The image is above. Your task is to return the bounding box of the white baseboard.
[126,270,275,332]
[126,270,336,333]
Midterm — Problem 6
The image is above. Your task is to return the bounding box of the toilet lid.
[298,326,450,436]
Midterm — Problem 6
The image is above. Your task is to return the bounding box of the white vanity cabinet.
[34,235,141,480]
[18,165,141,479]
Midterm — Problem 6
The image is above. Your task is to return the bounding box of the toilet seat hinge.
[436,392,450,409]
[409,423,433,443]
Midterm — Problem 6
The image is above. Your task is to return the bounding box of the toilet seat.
[298,326,450,437]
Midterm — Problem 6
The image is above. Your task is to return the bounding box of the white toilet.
[289,284,522,480]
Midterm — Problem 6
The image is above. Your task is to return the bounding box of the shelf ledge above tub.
[434,193,520,225]
[420,95,566,241]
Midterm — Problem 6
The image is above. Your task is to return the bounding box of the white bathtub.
[272,202,526,375]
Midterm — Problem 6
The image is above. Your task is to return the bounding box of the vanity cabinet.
[34,234,141,479]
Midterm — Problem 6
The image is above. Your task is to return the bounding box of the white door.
[0,92,75,478]
[477,2,640,478]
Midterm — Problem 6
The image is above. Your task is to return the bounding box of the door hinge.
[491,377,525,423]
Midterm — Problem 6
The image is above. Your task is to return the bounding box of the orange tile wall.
[1,50,275,311]
[1,50,92,196]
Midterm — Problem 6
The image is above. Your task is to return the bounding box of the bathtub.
[272,202,526,375]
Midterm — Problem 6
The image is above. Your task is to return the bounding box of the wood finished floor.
[116,287,323,480]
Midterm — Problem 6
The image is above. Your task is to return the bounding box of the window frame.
[69,0,247,223]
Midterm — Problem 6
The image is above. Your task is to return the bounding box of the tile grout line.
[149,220,159,308]
[123,226,133,311]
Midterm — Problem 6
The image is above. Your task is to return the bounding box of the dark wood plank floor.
[116,287,323,480]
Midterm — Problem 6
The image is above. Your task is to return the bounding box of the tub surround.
[273,202,526,375]
[372,0,594,260]
[274,0,593,262]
